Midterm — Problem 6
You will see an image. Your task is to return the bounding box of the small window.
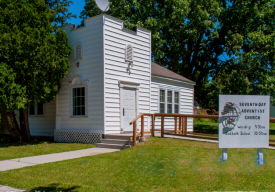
[174,92,179,113]
[125,44,133,62]
[160,89,165,113]
[75,43,82,59]
[73,87,85,116]
[29,101,43,116]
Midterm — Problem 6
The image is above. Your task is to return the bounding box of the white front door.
[123,88,136,132]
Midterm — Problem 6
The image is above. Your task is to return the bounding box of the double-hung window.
[69,76,88,118]
[159,89,180,113]
[73,87,85,116]
[160,89,165,113]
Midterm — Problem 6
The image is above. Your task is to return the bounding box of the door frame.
[119,80,140,133]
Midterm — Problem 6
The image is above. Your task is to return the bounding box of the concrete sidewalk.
[0,147,119,172]
[0,185,26,192]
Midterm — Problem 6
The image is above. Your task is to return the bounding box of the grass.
[0,135,95,161]
[194,119,275,140]
[0,137,275,191]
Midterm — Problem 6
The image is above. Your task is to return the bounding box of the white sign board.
[219,95,270,148]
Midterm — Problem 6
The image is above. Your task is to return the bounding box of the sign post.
[257,148,264,165]
[219,95,270,164]
[220,148,227,161]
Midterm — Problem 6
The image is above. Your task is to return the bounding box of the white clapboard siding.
[2,102,56,137]
[29,99,56,136]
[103,15,151,134]
[56,16,104,131]
[151,76,194,132]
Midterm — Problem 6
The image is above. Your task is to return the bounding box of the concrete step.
[96,143,131,149]
[103,134,134,140]
[101,139,133,145]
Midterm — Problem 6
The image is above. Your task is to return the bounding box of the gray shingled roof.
[151,62,195,84]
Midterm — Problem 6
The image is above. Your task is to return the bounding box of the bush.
[195,110,218,123]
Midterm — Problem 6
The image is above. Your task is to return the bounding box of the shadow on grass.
[30,183,80,192]
[0,134,53,148]
[194,124,218,135]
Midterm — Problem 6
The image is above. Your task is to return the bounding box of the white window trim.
[158,87,181,113]
[74,42,83,60]
[119,80,140,133]
[69,76,89,118]
[29,100,45,117]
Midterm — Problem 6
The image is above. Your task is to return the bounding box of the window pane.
[81,97,85,106]
[37,102,43,115]
[81,87,85,96]
[160,103,165,113]
[82,106,85,115]
[167,104,172,113]
[175,105,179,113]
[73,88,76,97]
[174,92,179,104]
[77,97,81,106]
[160,90,165,102]
[167,91,172,103]
[29,105,35,115]
[73,96,76,107]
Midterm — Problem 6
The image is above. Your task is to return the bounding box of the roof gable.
[151,62,195,84]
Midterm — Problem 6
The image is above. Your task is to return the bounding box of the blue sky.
[67,0,86,26]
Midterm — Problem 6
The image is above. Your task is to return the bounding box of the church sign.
[219,95,270,148]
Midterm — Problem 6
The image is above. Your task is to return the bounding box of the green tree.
[202,0,275,109]
[80,0,275,108]
[45,0,76,28]
[0,0,71,141]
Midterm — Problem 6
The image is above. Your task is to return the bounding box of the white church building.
[23,14,195,143]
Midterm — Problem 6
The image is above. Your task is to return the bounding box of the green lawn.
[194,120,275,140]
[0,135,95,161]
[0,137,275,191]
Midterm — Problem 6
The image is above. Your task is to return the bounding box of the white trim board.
[152,74,196,86]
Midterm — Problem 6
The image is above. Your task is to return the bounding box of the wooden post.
[161,115,164,138]
[179,117,181,134]
[174,117,177,134]
[151,114,155,137]
[133,121,137,146]
[141,114,144,139]
[184,117,188,135]
[182,117,184,135]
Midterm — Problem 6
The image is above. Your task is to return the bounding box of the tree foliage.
[81,0,275,109]
[45,0,76,28]
[0,0,71,140]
